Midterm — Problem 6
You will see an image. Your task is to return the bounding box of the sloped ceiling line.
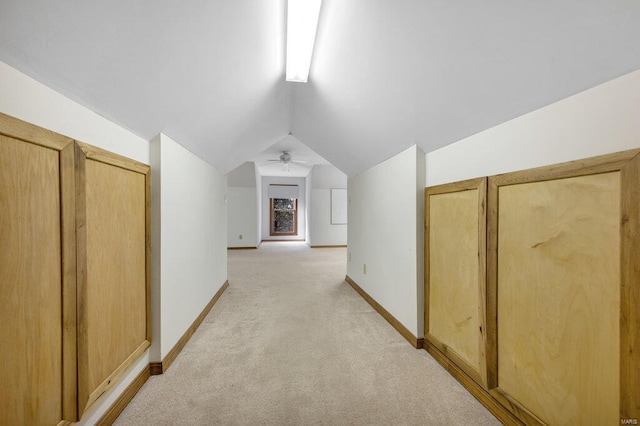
[1,0,640,177]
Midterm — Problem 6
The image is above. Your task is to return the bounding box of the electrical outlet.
[363,263,367,274]
[239,234,243,240]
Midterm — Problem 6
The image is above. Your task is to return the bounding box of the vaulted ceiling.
[1,1,640,177]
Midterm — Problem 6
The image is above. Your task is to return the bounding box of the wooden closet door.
[424,177,488,387]
[497,173,620,425]
[76,142,151,416]
[0,113,77,424]
[487,149,640,425]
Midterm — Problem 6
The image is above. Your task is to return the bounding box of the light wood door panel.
[428,190,482,374]
[77,146,150,415]
[424,177,488,386]
[496,172,621,425]
[0,113,151,422]
[0,135,63,424]
[86,157,146,390]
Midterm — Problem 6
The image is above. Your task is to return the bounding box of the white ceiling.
[252,134,330,177]
[1,1,640,177]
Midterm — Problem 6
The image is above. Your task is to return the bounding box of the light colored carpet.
[115,242,500,425]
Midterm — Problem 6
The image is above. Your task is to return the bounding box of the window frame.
[269,197,298,236]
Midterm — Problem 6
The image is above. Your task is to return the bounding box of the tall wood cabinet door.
[487,149,640,425]
[424,177,489,387]
[0,113,77,424]
[75,142,151,416]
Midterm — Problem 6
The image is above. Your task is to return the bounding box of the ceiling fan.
[267,151,309,171]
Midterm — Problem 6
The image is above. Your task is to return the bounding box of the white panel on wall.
[307,165,347,246]
[309,189,347,246]
[331,188,348,224]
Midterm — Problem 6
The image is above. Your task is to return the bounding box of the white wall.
[255,166,263,244]
[426,69,640,186]
[415,152,425,338]
[0,60,151,424]
[150,134,163,363]
[261,176,307,241]
[347,145,425,337]
[309,165,348,246]
[0,61,148,163]
[153,134,228,360]
[227,162,257,187]
[227,187,258,248]
[226,162,258,248]
[305,170,313,245]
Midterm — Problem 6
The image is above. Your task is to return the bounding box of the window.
[270,198,298,236]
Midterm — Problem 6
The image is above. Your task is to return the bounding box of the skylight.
[285,0,322,83]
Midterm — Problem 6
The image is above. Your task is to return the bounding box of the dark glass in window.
[274,211,295,233]
[274,198,295,210]
[271,198,297,235]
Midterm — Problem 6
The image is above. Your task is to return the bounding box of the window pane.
[274,198,295,210]
[273,211,295,233]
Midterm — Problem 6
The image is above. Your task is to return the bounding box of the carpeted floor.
[115,242,500,425]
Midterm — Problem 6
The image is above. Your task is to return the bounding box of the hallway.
[115,243,499,425]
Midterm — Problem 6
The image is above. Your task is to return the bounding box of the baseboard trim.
[227,246,258,250]
[424,341,522,425]
[310,245,347,248]
[150,280,229,375]
[148,361,163,376]
[95,365,150,426]
[345,275,423,349]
